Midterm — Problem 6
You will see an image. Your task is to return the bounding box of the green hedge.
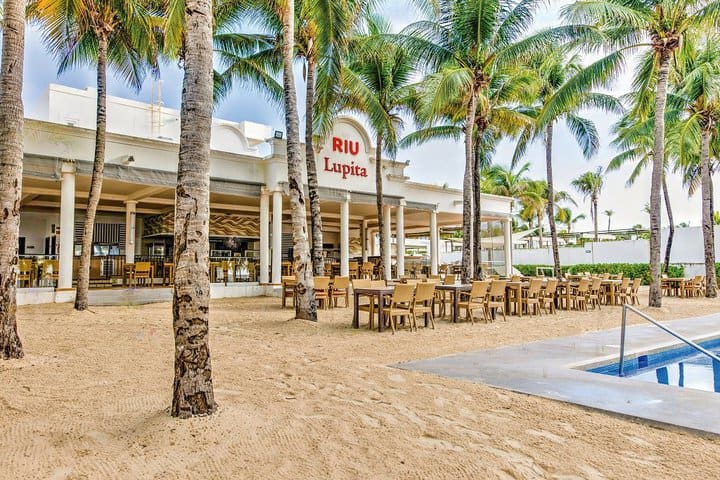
[514,263,685,285]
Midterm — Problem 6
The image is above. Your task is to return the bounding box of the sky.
[21,0,716,233]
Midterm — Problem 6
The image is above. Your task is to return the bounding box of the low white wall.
[513,227,720,267]
[18,283,279,306]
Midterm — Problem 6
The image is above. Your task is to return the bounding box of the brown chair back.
[370,280,386,288]
[488,280,507,298]
[470,280,490,299]
[414,282,436,303]
[352,278,371,289]
[391,284,415,304]
[333,276,350,289]
[631,278,641,291]
[443,274,457,285]
[577,278,590,293]
[544,279,558,295]
[314,276,331,290]
[527,278,544,296]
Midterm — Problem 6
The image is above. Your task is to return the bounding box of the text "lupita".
[324,136,368,179]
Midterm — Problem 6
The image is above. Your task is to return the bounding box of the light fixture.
[274,130,283,139]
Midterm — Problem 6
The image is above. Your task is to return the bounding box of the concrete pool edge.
[394,313,720,435]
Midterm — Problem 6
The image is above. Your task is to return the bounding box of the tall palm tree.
[571,167,604,242]
[0,0,25,360]
[558,0,720,306]
[31,0,157,311]
[402,0,569,282]
[514,47,622,278]
[344,15,418,280]
[609,108,679,273]
[404,66,535,278]
[281,0,316,319]
[222,0,364,276]
[166,0,217,418]
[604,209,614,231]
[673,35,720,297]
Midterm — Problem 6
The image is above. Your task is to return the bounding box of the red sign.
[324,136,367,179]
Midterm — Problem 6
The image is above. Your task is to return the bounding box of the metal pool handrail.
[618,304,720,377]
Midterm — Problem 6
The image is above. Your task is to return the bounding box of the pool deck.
[395,312,720,435]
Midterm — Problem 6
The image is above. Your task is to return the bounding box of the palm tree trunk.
[593,196,599,242]
[537,213,544,248]
[649,49,671,307]
[545,123,561,278]
[462,91,478,283]
[74,34,109,311]
[0,0,25,360]
[171,0,216,418]
[282,0,316,321]
[376,133,386,280]
[662,175,674,273]
[700,127,717,297]
[472,133,482,279]
[305,55,324,276]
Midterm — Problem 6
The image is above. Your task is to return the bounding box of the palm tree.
[571,167,604,242]
[609,108,679,273]
[344,15,418,280]
[673,35,720,297]
[0,0,25,360]
[31,0,157,311]
[404,66,536,278]
[558,0,720,306]
[402,0,568,282]
[222,0,364,276]
[556,207,586,234]
[514,47,621,278]
[166,0,217,418]
[281,0,316,319]
[604,209,614,231]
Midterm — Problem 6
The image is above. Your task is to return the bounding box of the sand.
[2,288,720,479]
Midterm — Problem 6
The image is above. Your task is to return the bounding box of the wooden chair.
[17,259,33,288]
[331,276,350,308]
[630,278,641,305]
[616,277,631,305]
[134,262,153,287]
[361,262,374,279]
[352,278,374,328]
[685,275,704,297]
[570,278,590,311]
[588,278,603,310]
[458,280,489,324]
[381,284,415,334]
[314,276,331,309]
[410,282,437,330]
[540,278,558,314]
[348,261,359,279]
[281,275,296,308]
[524,278,545,316]
[486,280,507,321]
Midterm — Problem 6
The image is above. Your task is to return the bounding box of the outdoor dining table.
[352,286,394,332]
[662,277,690,297]
[435,284,472,323]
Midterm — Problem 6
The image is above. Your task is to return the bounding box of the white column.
[340,194,350,277]
[272,191,283,284]
[429,209,438,276]
[58,160,76,290]
[504,218,513,276]
[361,219,368,263]
[259,191,270,283]
[396,202,405,277]
[124,201,137,264]
[382,205,392,280]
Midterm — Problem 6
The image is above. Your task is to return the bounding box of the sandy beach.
[2,288,720,479]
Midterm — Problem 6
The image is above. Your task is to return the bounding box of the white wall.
[19,211,58,255]
[513,227,720,271]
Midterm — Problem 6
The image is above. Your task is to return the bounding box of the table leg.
[424,300,430,328]
[452,290,459,323]
[377,292,384,332]
[352,291,359,329]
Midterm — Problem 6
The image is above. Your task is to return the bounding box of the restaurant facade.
[16,84,514,304]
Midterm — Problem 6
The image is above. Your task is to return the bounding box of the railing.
[618,304,720,376]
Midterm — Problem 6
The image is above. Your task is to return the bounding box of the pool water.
[589,338,720,393]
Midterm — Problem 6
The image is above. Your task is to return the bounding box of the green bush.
[514,263,684,285]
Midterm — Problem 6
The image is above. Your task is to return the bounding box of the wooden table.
[435,284,472,323]
[352,287,394,332]
[662,278,690,297]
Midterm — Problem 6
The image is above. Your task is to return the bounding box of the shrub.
[514,263,684,285]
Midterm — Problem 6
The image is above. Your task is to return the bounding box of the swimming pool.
[589,337,720,393]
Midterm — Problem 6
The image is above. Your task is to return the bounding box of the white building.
[17,84,514,303]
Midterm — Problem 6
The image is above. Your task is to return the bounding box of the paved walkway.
[396,313,720,435]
